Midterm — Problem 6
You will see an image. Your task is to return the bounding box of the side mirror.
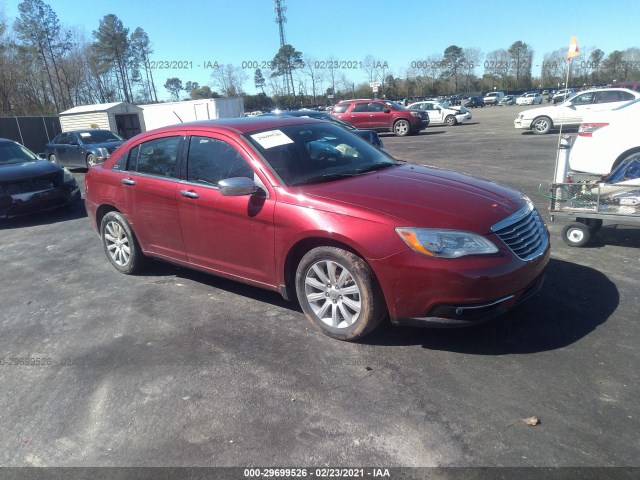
[383,108,390,113]
[564,101,573,107]
[218,177,258,196]
[37,153,47,160]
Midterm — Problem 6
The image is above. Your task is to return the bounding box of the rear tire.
[100,211,145,274]
[295,246,386,341]
[49,154,59,165]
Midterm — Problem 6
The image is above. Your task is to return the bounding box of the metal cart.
[550,182,640,247]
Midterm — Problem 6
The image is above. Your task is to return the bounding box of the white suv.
[569,98,640,175]
[514,88,640,134]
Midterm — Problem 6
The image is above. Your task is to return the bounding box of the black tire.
[86,153,98,168]
[577,218,603,233]
[444,115,457,126]
[531,116,552,135]
[393,119,411,137]
[295,246,386,341]
[562,222,591,247]
[100,211,145,274]
[611,150,640,172]
[49,154,59,165]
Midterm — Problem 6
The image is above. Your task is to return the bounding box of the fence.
[0,116,62,154]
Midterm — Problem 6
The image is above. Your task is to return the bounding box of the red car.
[85,117,549,341]
[330,99,429,136]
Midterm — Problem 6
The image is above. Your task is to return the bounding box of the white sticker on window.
[250,130,294,149]
[80,133,91,138]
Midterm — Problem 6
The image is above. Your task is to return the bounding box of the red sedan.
[85,117,549,341]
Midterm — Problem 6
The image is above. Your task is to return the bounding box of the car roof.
[142,116,324,136]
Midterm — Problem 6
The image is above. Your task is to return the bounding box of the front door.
[177,134,277,287]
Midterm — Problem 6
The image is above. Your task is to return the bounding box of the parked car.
[0,138,80,219]
[330,99,429,136]
[498,95,516,106]
[552,88,576,104]
[407,100,472,126]
[483,91,505,105]
[45,129,124,169]
[569,98,640,175]
[514,88,640,134]
[85,117,549,341]
[464,96,485,108]
[263,110,384,148]
[516,93,543,106]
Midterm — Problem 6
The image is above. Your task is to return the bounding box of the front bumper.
[390,273,545,327]
[369,238,550,328]
[514,117,533,129]
[0,182,80,219]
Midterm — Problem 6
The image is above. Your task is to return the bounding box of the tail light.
[578,122,609,137]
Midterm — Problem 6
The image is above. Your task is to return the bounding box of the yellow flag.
[567,36,580,61]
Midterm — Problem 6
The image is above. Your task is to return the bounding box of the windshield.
[0,141,39,165]
[78,131,124,144]
[244,122,397,186]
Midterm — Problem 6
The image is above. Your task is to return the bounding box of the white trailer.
[139,98,244,131]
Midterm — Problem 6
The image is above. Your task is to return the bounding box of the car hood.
[296,163,527,233]
[0,160,62,182]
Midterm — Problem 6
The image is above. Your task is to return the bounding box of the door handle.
[180,189,200,199]
[121,178,136,186]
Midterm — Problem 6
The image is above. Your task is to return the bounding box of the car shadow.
[0,199,88,230]
[134,257,617,355]
[362,258,618,354]
[136,259,298,312]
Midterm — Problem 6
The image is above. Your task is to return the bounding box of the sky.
[2,0,639,100]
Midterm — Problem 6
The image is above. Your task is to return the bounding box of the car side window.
[367,103,385,112]
[572,93,595,105]
[186,136,254,186]
[130,136,181,178]
[351,103,368,113]
[56,133,69,144]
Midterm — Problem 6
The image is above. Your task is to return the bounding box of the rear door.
[346,102,371,129]
[176,133,277,287]
[116,132,188,261]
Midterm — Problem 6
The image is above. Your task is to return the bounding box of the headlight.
[395,228,499,259]
[410,111,421,117]
[62,167,75,184]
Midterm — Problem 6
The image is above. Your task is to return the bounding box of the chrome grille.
[492,203,548,261]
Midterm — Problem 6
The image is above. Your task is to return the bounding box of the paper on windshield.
[250,130,294,149]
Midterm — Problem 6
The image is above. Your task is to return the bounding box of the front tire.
[531,116,552,135]
[86,153,98,168]
[295,247,386,341]
[444,115,457,126]
[100,211,144,274]
[393,119,411,137]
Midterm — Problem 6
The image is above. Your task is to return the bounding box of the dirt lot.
[1,105,639,470]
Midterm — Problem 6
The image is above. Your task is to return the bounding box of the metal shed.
[58,102,145,139]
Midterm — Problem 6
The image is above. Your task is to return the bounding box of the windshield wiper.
[291,172,359,186]
[354,162,401,174]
